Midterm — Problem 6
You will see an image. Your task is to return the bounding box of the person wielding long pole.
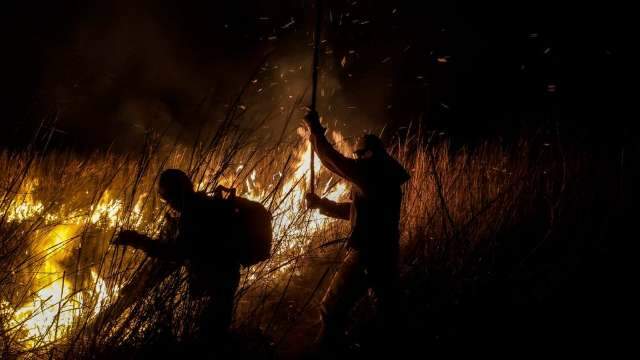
[309,0,323,195]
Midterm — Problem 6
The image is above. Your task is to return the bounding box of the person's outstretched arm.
[304,110,365,185]
[113,230,188,262]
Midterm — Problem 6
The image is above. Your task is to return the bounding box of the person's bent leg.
[364,246,401,348]
[316,250,368,348]
[197,269,240,357]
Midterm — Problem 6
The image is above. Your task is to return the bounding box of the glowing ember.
[89,192,123,227]
[4,179,45,223]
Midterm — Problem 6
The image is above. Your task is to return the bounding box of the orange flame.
[0,127,351,348]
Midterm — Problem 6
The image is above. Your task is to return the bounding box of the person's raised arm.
[303,110,365,185]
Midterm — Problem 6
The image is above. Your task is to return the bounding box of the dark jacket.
[309,131,410,253]
[136,193,241,296]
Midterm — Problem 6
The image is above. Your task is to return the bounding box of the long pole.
[309,0,322,195]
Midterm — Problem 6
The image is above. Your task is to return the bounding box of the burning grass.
[0,120,565,358]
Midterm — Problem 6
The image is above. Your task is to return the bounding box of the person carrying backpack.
[114,169,271,354]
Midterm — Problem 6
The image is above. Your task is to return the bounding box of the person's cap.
[354,134,385,155]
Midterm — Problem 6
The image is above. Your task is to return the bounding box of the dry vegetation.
[0,113,574,358]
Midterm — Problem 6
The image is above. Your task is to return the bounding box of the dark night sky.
[0,0,627,150]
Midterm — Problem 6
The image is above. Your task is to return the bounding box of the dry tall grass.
[0,121,564,358]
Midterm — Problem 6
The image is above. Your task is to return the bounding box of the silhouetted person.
[114,169,240,355]
[303,110,410,350]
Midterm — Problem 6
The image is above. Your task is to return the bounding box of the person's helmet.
[158,169,193,208]
[353,134,385,157]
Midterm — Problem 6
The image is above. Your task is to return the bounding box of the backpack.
[213,186,273,267]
